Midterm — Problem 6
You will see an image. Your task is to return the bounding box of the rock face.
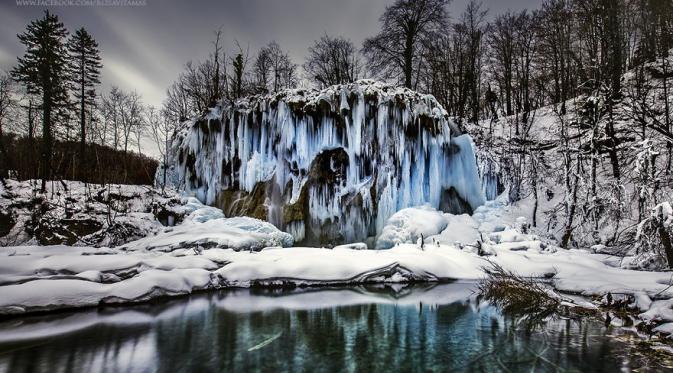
[167,80,484,245]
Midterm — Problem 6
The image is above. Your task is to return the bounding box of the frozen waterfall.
[166,80,485,245]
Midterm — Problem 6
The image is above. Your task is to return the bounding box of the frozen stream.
[0,282,663,372]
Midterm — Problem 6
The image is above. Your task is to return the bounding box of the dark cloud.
[0,0,541,107]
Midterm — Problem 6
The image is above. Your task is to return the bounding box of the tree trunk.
[531,154,538,228]
[606,101,621,179]
[561,157,581,248]
[41,90,52,193]
[404,32,414,89]
[0,117,12,180]
[663,57,672,173]
[658,223,673,269]
[80,77,86,182]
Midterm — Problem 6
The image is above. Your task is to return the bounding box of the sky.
[0,0,542,110]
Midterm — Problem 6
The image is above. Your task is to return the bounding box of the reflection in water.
[0,282,659,372]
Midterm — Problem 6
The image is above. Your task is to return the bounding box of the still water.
[0,282,663,372]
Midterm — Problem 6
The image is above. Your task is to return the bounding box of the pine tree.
[11,11,70,192]
[67,27,102,167]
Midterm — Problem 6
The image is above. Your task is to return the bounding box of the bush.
[478,263,560,320]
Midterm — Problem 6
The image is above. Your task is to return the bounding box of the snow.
[2,236,673,320]
[122,216,293,252]
[181,197,226,223]
[4,175,673,339]
[0,179,187,247]
[431,213,482,246]
[466,59,673,270]
[2,198,673,326]
[653,202,673,228]
[333,242,368,250]
[376,205,449,249]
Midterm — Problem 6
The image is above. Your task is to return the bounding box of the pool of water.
[0,282,664,372]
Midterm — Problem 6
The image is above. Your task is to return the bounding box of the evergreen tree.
[11,11,70,192]
[67,27,102,165]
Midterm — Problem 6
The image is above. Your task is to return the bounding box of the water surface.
[0,282,661,372]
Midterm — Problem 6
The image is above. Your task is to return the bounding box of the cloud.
[104,57,164,107]
[96,12,174,76]
[0,46,14,72]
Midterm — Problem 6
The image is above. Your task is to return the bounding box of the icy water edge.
[0,282,667,372]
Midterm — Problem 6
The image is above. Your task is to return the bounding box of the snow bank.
[181,197,226,223]
[123,217,293,252]
[376,205,448,249]
[432,213,482,247]
[375,205,485,249]
[2,234,673,318]
[0,243,483,314]
[118,197,293,252]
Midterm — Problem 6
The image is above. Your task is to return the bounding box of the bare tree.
[536,0,577,115]
[163,78,191,126]
[362,0,450,89]
[212,28,224,104]
[459,1,488,123]
[252,41,297,93]
[229,40,250,99]
[101,86,123,149]
[120,90,142,153]
[252,46,272,94]
[304,34,362,88]
[0,73,16,177]
[161,29,229,124]
[146,105,178,190]
[489,12,516,117]
[0,74,13,140]
[99,87,142,153]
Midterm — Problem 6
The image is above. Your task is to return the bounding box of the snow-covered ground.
[468,56,673,270]
[3,193,673,338]
[0,180,189,247]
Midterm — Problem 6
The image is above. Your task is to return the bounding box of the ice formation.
[167,80,485,244]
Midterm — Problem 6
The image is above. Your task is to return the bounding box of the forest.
[2,0,673,370]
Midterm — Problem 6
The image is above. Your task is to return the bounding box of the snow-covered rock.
[123,216,293,252]
[333,242,368,250]
[432,213,482,246]
[181,197,226,223]
[0,180,187,247]
[376,205,449,250]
